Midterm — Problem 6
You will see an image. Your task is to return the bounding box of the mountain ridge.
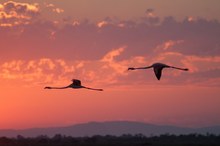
[0,121,219,137]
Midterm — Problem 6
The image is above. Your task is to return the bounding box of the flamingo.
[44,79,103,91]
[128,62,189,80]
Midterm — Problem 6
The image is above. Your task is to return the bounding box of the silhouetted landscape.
[1,121,220,146]
[1,133,220,146]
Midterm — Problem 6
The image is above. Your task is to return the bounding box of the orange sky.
[0,0,220,129]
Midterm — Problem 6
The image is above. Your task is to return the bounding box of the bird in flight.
[128,62,189,80]
[44,79,103,91]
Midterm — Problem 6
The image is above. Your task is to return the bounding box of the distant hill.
[0,121,220,137]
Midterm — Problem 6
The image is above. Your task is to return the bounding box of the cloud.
[101,47,125,62]
[53,8,64,14]
[45,3,64,14]
[1,13,220,59]
[1,46,220,88]
[0,1,39,26]
[184,56,220,72]
[97,20,108,28]
[155,40,184,51]
[0,59,78,84]
[0,6,220,87]
[145,8,155,17]
[0,47,143,87]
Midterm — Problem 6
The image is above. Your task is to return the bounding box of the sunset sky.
[0,0,220,129]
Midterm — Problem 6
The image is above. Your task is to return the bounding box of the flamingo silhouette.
[128,62,189,80]
[44,79,103,91]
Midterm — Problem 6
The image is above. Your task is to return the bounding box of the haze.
[0,0,220,129]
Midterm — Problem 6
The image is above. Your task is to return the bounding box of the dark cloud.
[1,15,220,60]
[146,8,154,14]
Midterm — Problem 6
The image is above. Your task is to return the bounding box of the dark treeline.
[1,133,220,146]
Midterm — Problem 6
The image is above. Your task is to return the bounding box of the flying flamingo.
[44,79,103,91]
[128,62,189,80]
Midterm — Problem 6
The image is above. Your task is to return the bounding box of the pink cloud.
[97,20,108,28]
[154,40,184,52]
[52,8,64,14]
[184,56,220,72]
[0,1,39,26]
[0,48,142,87]
[101,47,125,62]
[1,46,220,87]
[44,3,64,14]
[0,6,220,87]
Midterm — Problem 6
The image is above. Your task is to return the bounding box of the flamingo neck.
[50,86,69,89]
[135,66,153,70]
